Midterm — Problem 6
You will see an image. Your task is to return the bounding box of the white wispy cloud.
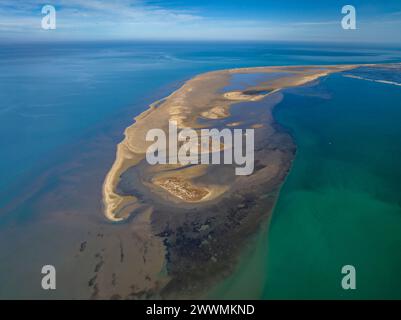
[0,0,400,42]
[0,0,203,35]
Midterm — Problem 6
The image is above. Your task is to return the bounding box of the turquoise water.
[222,72,292,91]
[1,42,401,298]
[263,72,401,299]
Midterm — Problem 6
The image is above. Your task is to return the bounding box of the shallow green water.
[263,72,401,299]
[210,70,401,299]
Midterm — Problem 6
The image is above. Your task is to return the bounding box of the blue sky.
[0,0,401,43]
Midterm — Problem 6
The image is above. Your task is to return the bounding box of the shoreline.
[1,39,400,300]
[100,64,366,298]
[102,64,359,222]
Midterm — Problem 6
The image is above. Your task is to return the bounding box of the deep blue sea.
[1,41,401,204]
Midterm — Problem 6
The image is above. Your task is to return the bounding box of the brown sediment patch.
[223,90,269,101]
[87,208,169,299]
[153,177,210,202]
[227,122,242,127]
[148,163,229,204]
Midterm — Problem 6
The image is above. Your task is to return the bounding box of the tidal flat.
[101,65,359,298]
[1,54,400,299]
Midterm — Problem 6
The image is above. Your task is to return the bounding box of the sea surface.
[0,41,401,298]
[264,71,401,299]
[210,67,401,299]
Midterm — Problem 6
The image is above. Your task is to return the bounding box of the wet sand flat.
[100,65,359,298]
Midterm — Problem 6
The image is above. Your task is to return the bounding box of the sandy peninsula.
[101,64,358,298]
[103,65,356,221]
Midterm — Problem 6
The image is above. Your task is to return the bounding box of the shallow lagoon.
[222,72,293,92]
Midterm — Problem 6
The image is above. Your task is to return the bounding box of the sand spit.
[103,64,357,221]
[99,64,368,299]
